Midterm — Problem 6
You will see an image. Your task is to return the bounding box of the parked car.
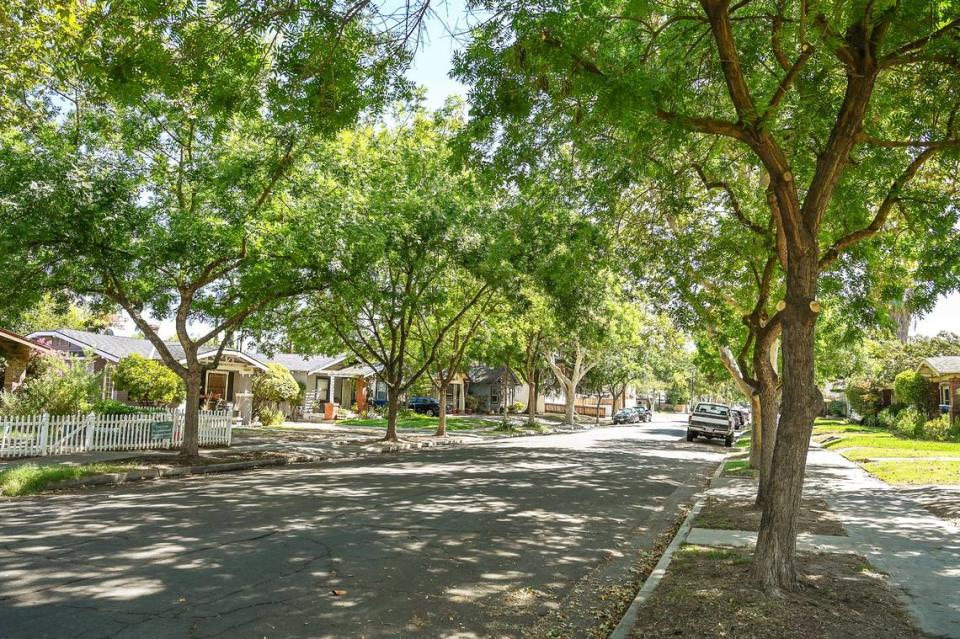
[731,409,746,430]
[635,405,652,422]
[407,396,448,417]
[686,402,736,446]
[613,407,641,424]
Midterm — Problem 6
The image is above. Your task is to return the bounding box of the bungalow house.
[0,328,53,392]
[466,365,523,413]
[28,328,381,424]
[917,356,960,423]
[427,370,469,413]
[300,356,381,417]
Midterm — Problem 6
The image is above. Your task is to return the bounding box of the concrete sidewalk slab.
[806,446,960,639]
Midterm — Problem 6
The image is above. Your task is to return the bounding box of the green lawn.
[862,460,960,485]
[812,418,884,436]
[842,447,960,462]
[823,433,960,455]
[723,460,757,478]
[0,463,135,497]
[338,415,491,431]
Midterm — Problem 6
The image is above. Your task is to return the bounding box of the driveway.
[0,416,723,639]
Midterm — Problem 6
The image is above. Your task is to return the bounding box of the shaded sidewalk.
[806,446,960,639]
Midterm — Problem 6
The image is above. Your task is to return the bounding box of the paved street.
[0,415,723,639]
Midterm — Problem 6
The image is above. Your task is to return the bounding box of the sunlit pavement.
[0,414,723,639]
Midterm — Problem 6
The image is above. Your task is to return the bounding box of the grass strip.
[1,463,136,496]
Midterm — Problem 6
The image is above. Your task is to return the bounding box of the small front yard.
[815,418,960,486]
[863,460,960,485]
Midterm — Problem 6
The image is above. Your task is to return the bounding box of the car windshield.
[695,403,729,417]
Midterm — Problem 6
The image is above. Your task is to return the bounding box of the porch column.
[328,376,335,403]
[951,379,959,424]
[458,383,465,412]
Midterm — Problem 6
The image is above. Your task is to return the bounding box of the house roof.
[257,352,343,373]
[468,365,518,385]
[29,328,329,373]
[919,356,960,376]
[0,328,53,355]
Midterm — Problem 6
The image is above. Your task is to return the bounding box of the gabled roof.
[29,328,171,362]
[188,349,269,371]
[0,328,53,355]
[29,328,326,373]
[468,364,518,385]
[919,356,960,376]
[259,352,343,374]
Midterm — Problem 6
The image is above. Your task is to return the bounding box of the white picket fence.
[0,410,232,459]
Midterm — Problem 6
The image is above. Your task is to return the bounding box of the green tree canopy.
[113,354,186,405]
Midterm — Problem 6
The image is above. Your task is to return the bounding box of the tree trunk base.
[178,452,203,466]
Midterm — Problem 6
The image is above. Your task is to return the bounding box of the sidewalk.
[806,446,960,639]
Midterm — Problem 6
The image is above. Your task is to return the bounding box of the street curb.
[607,456,726,639]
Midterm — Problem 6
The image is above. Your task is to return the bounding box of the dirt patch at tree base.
[695,495,846,536]
[630,547,928,639]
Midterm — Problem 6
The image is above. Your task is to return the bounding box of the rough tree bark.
[753,330,781,509]
[385,386,401,442]
[181,369,203,460]
[436,380,449,437]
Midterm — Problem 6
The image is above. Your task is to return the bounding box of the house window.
[942,384,952,406]
[375,382,387,401]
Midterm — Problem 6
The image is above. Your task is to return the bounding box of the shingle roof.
[468,365,517,385]
[922,356,960,376]
[32,328,331,372]
[252,352,342,373]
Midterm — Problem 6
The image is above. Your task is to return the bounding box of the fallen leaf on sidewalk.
[331,589,348,596]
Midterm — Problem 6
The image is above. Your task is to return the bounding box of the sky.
[119,6,957,339]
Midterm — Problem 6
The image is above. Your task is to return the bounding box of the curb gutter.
[608,455,727,639]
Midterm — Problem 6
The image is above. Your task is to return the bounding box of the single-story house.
[467,365,521,413]
[0,328,53,392]
[917,356,960,422]
[428,370,469,413]
[29,328,379,424]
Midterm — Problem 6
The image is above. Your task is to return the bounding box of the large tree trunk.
[563,382,576,425]
[435,380,448,437]
[527,374,538,425]
[749,393,762,469]
[753,330,780,507]
[180,369,202,461]
[385,387,400,442]
[752,255,822,592]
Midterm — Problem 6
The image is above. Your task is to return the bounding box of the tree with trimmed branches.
[456,0,960,591]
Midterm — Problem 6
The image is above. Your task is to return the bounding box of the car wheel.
[686,431,695,442]
[431,408,439,417]
[724,434,734,447]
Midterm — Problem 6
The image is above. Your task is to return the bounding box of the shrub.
[259,406,284,427]
[876,407,898,429]
[827,399,846,417]
[92,399,151,415]
[846,379,882,417]
[252,363,299,421]
[893,370,931,413]
[465,395,480,412]
[0,353,100,415]
[921,415,952,441]
[113,354,185,404]
[892,407,925,439]
[510,401,524,413]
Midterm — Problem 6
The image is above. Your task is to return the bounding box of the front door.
[207,372,228,401]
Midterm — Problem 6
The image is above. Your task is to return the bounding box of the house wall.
[2,356,27,392]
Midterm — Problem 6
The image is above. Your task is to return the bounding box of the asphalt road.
[0,415,724,639]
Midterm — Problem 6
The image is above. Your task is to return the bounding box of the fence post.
[39,414,50,456]
[226,411,233,446]
[85,413,96,451]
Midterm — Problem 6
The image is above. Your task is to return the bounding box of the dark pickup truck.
[686,402,736,447]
